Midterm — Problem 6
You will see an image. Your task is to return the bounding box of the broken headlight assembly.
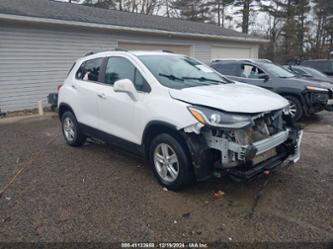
[188,106,253,129]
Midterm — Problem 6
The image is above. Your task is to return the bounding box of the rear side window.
[104,57,150,92]
[211,63,237,76]
[76,58,104,82]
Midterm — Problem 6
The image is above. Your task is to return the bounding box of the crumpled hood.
[169,83,289,114]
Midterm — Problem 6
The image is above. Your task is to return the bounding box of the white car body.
[58,51,302,188]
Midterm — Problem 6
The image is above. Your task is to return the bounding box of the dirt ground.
[0,112,332,246]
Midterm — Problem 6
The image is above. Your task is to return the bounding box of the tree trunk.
[242,0,250,34]
[217,1,221,27]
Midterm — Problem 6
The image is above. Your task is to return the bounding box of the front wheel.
[61,111,86,147]
[285,96,303,122]
[149,133,194,190]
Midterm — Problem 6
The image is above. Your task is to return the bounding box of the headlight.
[306,86,329,92]
[188,106,252,128]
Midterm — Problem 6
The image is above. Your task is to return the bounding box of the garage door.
[211,46,252,60]
[118,42,192,56]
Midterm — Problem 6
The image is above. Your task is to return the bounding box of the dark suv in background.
[284,65,333,84]
[210,59,333,121]
[301,59,333,78]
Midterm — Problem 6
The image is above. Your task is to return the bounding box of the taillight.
[57,84,63,92]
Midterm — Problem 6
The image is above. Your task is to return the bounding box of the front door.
[229,63,273,90]
[97,56,151,144]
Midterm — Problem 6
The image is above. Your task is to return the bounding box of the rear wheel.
[149,133,193,190]
[285,95,303,121]
[61,111,86,147]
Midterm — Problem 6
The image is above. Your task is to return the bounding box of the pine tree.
[170,0,211,22]
[206,0,234,27]
[233,0,258,34]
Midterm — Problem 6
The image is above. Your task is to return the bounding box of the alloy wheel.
[153,143,179,182]
[288,100,297,118]
[63,117,76,142]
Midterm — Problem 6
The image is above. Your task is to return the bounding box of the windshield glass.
[304,67,329,79]
[138,54,232,89]
[262,63,296,78]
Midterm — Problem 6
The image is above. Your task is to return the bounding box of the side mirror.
[258,74,269,81]
[113,79,138,101]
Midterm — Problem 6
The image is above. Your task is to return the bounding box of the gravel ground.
[0,112,332,246]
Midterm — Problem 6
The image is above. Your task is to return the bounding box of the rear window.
[76,58,104,82]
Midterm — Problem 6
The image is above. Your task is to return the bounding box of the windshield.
[262,63,296,78]
[303,67,329,79]
[138,54,232,89]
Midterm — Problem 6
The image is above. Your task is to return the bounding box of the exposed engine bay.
[183,108,303,181]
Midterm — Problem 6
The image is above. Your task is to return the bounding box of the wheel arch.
[276,90,306,106]
[58,103,76,120]
[142,121,188,160]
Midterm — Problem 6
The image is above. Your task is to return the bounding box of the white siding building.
[0,0,266,111]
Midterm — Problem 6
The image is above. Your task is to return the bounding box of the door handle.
[97,93,106,99]
[71,85,77,89]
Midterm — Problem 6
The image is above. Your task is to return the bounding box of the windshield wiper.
[159,73,184,81]
[182,76,225,84]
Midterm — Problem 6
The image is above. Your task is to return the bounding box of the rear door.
[73,57,105,128]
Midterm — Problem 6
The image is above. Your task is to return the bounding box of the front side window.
[261,63,295,78]
[239,64,265,79]
[138,54,231,89]
[76,58,104,82]
[104,57,150,92]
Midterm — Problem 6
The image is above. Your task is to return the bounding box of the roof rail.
[210,58,242,63]
[84,52,95,56]
[162,50,174,53]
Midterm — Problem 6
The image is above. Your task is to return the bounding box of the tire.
[61,111,86,147]
[149,133,194,190]
[285,95,303,122]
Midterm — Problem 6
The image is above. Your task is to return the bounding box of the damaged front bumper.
[183,111,303,181]
[325,99,333,112]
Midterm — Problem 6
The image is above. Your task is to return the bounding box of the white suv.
[58,50,303,190]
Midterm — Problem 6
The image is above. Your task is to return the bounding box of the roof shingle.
[0,0,261,41]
